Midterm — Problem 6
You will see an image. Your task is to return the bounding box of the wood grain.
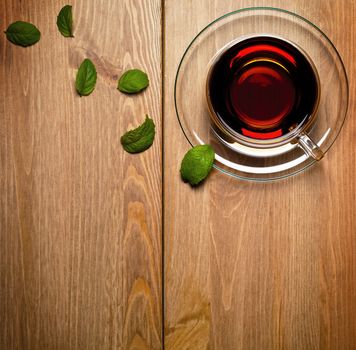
[0,0,162,349]
[2,0,356,349]
[164,0,356,349]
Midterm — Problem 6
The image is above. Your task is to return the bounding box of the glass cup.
[206,35,324,160]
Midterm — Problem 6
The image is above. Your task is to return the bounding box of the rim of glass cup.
[174,6,349,181]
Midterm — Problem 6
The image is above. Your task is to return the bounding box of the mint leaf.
[4,21,40,47]
[75,59,97,96]
[118,69,149,94]
[180,145,215,186]
[57,5,74,37]
[121,116,155,153]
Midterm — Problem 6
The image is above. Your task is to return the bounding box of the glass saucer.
[174,7,349,181]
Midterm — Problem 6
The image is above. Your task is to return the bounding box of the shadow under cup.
[206,35,323,160]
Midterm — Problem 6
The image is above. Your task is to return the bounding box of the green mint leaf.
[4,21,40,47]
[121,116,155,153]
[75,59,97,96]
[118,69,149,94]
[180,145,215,186]
[57,5,74,37]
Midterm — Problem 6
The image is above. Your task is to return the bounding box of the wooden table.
[1,0,355,349]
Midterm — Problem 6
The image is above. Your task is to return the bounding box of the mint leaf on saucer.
[180,144,215,186]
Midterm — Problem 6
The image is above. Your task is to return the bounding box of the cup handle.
[297,133,324,161]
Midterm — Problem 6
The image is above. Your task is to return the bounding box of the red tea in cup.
[207,36,319,141]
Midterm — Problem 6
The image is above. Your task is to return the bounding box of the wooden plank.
[0,0,162,349]
[164,0,356,349]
